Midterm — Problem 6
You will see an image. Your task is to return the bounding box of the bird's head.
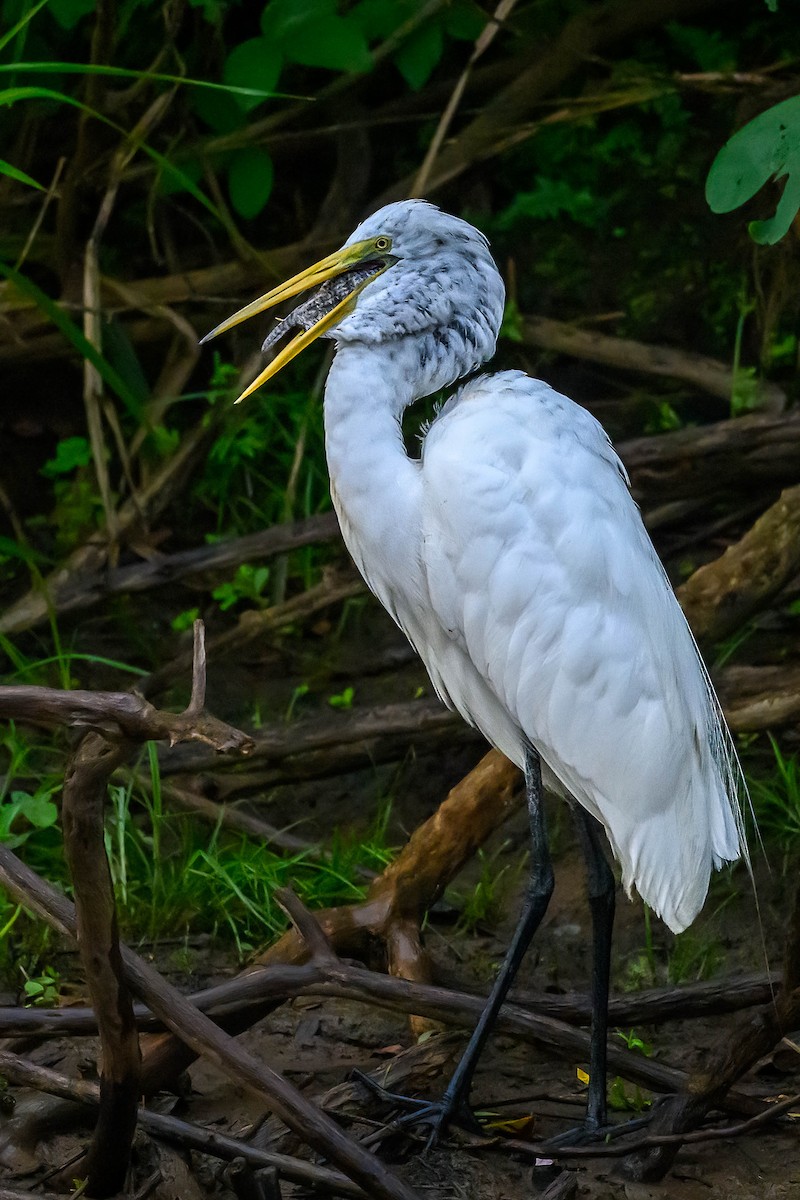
[201,200,505,402]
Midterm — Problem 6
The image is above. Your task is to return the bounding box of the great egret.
[202,200,746,1141]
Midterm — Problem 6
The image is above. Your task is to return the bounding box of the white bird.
[202,199,746,1141]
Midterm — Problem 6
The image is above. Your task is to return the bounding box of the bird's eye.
[374,237,391,251]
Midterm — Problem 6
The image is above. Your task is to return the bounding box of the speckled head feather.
[330,200,506,394]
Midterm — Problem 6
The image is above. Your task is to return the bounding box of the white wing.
[415,371,742,932]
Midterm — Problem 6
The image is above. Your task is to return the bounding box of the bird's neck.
[323,342,424,602]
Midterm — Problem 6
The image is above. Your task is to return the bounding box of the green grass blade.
[0,259,145,419]
[0,158,44,190]
[0,86,225,223]
[0,0,49,55]
[0,61,294,101]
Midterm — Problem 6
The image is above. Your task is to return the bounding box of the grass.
[0,720,398,990]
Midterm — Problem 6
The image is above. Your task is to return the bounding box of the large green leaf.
[227,146,274,219]
[393,20,443,91]
[706,95,800,245]
[261,0,372,72]
[223,38,283,112]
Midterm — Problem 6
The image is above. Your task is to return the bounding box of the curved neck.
[323,342,424,615]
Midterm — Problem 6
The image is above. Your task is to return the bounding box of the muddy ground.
[0,611,798,1199]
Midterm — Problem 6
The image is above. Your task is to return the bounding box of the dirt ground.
[2,821,798,1200]
[1,617,798,1198]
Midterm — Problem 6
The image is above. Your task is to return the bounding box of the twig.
[411,0,519,196]
[187,618,207,715]
[0,969,777,1039]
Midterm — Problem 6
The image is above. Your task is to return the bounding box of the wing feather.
[417,371,742,931]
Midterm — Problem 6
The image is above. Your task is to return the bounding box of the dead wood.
[0,1051,366,1199]
[61,734,139,1196]
[520,315,786,412]
[0,970,776,1039]
[0,683,255,752]
[719,664,800,733]
[0,850,420,1200]
[9,511,339,628]
[676,484,800,640]
[157,698,470,784]
[0,638,421,1200]
[620,407,800,507]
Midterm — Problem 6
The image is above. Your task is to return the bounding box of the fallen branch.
[676,484,800,640]
[520,315,786,412]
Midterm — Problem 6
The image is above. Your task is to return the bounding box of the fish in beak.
[200,238,395,403]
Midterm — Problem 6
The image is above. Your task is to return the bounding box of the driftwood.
[0,970,776,1040]
[520,315,786,412]
[2,406,798,643]
[675,484,800,640]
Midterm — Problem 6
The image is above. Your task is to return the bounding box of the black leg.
[572,807,615,1131]
[433,745,554,1128]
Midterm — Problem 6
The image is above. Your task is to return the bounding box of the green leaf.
[48,0,96,29]
[445,0,487,41]
[41,436,92,478]
[10,790,58,830]
[706,96,800,245]
[282,15,372,72]
[223,38,283,112]
[228,146,274,219]
[261,0,337,41]
[0,157,44,190]
[393,20,443,90]
[351,0,416,40]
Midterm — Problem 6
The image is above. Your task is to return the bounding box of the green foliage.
[706,95,800,244]
[0,787,59,849]
[748,736,800,852]
[41,436,92,478]
[20,965,60,1006]
[327,685,354,709]
[212,562,270,610]
[449,844,524,934]
[103,761,395,957]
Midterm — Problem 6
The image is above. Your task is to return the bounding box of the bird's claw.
[539,1113,649,1151]
[349,1069,479,1148]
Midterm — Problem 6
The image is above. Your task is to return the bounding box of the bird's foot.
[539,1113,649,1151]
[350,1069,481,1149]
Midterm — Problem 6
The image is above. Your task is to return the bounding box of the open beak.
[200,239,391,403]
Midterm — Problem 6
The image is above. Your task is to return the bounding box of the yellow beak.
[200,239,389,404]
